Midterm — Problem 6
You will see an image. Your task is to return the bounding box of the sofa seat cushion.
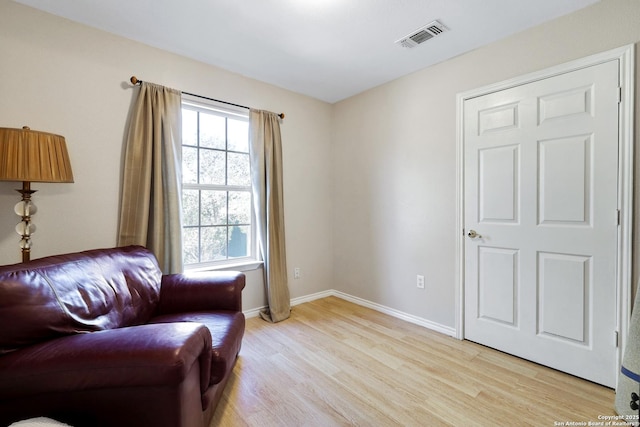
[0,323,212,401]
[149,311,244,386]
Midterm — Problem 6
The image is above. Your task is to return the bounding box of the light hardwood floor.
[210,296,616,426]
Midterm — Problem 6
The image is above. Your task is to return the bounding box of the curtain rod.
[129,76,285,119]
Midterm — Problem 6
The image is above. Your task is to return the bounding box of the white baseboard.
[330,291,457,337]
[243,307,263,319]
[291,289,335,306]
[243,290,334,319]
[243,289,456,338]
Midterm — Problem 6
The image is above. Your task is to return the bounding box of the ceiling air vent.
[396,20,448,49]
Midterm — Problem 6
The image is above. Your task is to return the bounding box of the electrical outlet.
[417,275,425,289]
[294,268,301,279]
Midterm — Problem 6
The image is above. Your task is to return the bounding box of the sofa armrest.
[0,322,212,400]
[158,271,245,314]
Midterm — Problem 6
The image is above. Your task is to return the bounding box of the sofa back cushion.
[0,246,162,354]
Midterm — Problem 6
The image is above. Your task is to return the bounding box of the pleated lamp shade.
[0,127,74,183]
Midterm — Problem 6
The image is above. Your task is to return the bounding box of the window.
[181,98,255,268]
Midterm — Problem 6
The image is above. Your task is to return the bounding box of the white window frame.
[181,96,260,272]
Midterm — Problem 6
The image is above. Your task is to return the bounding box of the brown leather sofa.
[0,245,245,427]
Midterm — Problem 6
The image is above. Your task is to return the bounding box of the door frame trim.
[454,44,635,388]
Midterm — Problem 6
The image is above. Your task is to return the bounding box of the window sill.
[184,260,263,273]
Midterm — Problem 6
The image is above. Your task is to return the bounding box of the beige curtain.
[117,82,183,274]
[250,109,290,323]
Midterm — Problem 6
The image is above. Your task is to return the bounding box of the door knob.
[467,229,482,238]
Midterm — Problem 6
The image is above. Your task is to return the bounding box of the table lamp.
[0,126,74,262]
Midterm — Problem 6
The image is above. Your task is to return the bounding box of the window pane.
[227,152,250,186]
[228,225,250,258]
[182,109,198,147]
[228,118,248,153]
[228,191,251,224]
[182,189,199,226]
[199,113,225,149]
[182,227,199,265]
[201,190,226,226]
[181,101,253,268]
[201,226,227,262]
[199,149,226,185]
[182,146,198,184]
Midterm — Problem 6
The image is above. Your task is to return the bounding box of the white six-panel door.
[463,59,619,387]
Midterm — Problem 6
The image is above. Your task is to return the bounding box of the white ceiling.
[14,0,599,103]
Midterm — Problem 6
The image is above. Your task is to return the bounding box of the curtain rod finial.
[279,113,285,119]
[130,76,140,85]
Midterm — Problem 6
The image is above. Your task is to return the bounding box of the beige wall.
[0,1,334,311]
[332,0,640,328]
